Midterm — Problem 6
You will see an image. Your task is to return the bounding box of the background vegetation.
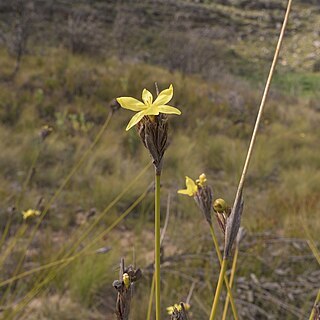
[0,0,319,319]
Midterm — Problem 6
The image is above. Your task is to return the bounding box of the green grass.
[274,72,320,96]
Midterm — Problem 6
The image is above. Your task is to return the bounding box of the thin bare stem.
[146,277,155,320]
[155,173,161,320]
[211,1,293,318]
[160,193,171,245]
[209,259,227,320]
[209,224,239,319]
[146,193,170,320]
[307,239,320,266]
[232,0,293,213]
[222,246,239,320]
[186,281,196,305]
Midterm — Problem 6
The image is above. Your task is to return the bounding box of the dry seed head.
[136,113,168,175]
[215,211,228,235]
[236,226,246,246]
[224,191,244,259]
[194,183,213,225]
[113,259,142,320]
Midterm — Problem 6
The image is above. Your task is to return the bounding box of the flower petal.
[117,97,146,111]
[125,110,146,131]
[142,89,153,105]
[153,84,173,106]
[177,189,193,196]
[158,105,181,115]
[178,176,197,196]
[185,176,197,194]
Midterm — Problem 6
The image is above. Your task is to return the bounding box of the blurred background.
[0,0,319,319]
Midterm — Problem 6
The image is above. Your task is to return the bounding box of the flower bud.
[122,273,130,289]
[213,198,227,213]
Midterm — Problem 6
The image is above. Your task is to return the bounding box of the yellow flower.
[22,209,41,220]
[116,84,181,131]
[196,173,207,186]
[166,303,190,315]
[122,273,130,289]
[166,304,181,315]
[178,176,198,197]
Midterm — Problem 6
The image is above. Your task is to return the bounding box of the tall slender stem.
[309,289,320,320]
[222,246,239,320]
[216,2,293,317]
[209,224,239,320]
[155,173,161,320]
[147,193,170,319]
[232,0,293,211]
[209,259,227,320]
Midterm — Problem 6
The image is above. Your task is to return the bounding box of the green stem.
[146,274,155,320]
[309,289,320,320]
[155,173,161,320]
[222,246,239,320]
[209,224,239,320]
[210,258,228,320]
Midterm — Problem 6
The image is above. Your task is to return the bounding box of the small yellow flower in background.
[122,273,130,289]
[166,304,180,315]
[166,303,190,315]
[22,209,41,220]
[178,176,198,197]
[116,84,181,131]
[41,124,53,132]
[196,173,207,186]
[40,124,53,141]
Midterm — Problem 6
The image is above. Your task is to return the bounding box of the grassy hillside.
[0,46,319,319]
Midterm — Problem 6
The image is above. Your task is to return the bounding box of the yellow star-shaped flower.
[178,176,198,197]
[116,84,181,131]
[22,209,41,220]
